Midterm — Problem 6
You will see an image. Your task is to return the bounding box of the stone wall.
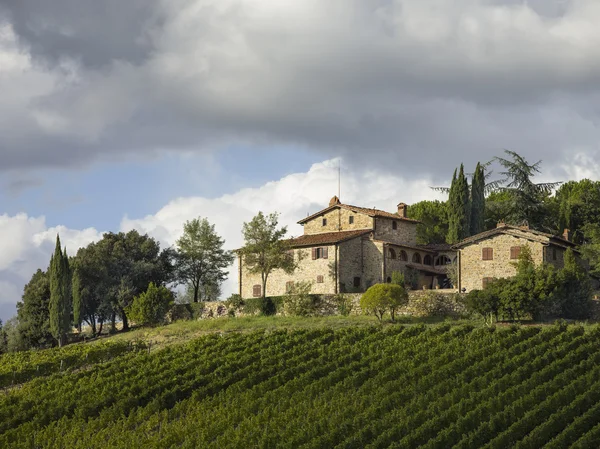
[240,246,337,298]
[459,234,545,292]
[195,289,463,319]
[302,208,373,235]
[374,217,417,246]
[543,245,566,269]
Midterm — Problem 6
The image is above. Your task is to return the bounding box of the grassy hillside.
[2,321,600,448]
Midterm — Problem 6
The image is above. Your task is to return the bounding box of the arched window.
[389,248,396,259]
[386,277,392,283]
[435,255,450,266]
[423,255,433,266]
[399,250,408,261]
[412,253,422,264]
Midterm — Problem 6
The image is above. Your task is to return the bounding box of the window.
[510,246,521,260]
[399,250,408,261]
[435,255,450,266]
[286,249,294,261]
[482,277,493,289]
[389,248,397,259]
[553,247,557,261]
[423,255,433,266]
[353,277,361,288]
[322,218,327,226]
[349,216,354,224]
[316,275,324,284]
[312,247,329,259]
[412,253,422,264]
[252,285,261,298]
[392,221,398,230]
[286,281,294,293]
[386,277,392,283]
[482,248,493,260]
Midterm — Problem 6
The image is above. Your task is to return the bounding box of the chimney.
[329,196,341,207]
[397,203,408,218]
[563,228,571,241]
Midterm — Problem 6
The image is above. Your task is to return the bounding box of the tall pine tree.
[470,162,485,235]
[447,165,470,243]
[49,235,71,347]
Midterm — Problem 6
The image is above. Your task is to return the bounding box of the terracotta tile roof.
[406,263,448,276]
[418,243,454,252]
[453,225,577,249]
[286,229,372,248]
[298,203,420,225]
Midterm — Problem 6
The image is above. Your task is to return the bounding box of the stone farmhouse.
[454,223,579,293]
[238,196,457,298]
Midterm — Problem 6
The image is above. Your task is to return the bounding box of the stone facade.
[374,217,417,246]
[239,198,457,299]
[456,225,578,293]
[240,246,336,298]
[302,208,373,235]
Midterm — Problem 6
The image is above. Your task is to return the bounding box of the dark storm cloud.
[0,0,163,68]
[2,0,600,179]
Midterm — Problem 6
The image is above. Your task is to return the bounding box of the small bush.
[189,303,205,320]
[127,283,174,326]
[225,294,244,313]
[284,281,320,317]
[360,283,409,322]
[168,304,193,322]
[333,294,353,316]
[243,297,283,316]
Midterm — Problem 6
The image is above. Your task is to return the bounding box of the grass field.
[2,318,600,448]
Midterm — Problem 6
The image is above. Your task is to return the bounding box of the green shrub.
[284,281,320,317]
[333,294,353,316]
[168,304,193,322]
[225,294,244,313]
[189,303,205,320]
[243,297,283,316]
[127,283,174,326]
[360,283,409,322]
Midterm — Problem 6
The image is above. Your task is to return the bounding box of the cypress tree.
[447,168,459,243]
[49,235,71,347]
[456,164,470,240]
[470,162,486,235]
[72,266,82,333]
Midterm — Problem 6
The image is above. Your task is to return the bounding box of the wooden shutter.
[317,275,324,284]
[253,285,261,297]
[482,277,493,289]
[286,281,294,293]
[510,246,521,259]
[312,248,317,260]
[322,247,328,259]
[482,248,493,260]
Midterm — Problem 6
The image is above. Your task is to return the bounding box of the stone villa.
[454,223,579,292]
[238,197,456,298]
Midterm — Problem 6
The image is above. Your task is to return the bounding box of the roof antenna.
[338,158,341,201]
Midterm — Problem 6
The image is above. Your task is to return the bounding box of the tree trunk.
[121,309,129,332]
[111,311,116,332]
[98,319,104,335]
[262,273,268,299]
[193,281,200,303]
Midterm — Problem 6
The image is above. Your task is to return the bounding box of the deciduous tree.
[16,269,53,349]
[239,212,298,299]
[175,218,233,303]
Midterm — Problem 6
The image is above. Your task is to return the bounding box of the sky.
[2,0,600,321]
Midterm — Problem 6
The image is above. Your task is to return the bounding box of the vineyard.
[2,323,600,448]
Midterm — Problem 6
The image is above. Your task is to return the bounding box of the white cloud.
[0,215,102,320]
